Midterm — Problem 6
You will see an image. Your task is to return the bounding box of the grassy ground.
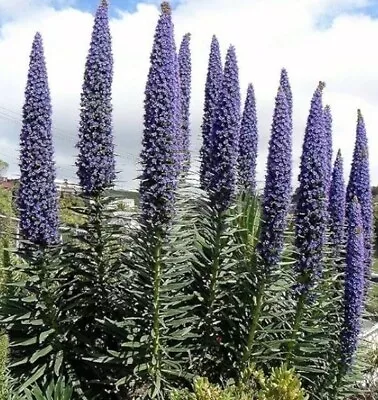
[367,258,378,319]
[374,259,378,274]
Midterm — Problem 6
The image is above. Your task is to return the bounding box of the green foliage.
[0,194,128,399]
[58,194,85,226]
[189,197,243,381]
[0,160,8,177]
[346,345,378,400]
[0,245,66,393]
[0,187,14,238]
[365,345,378,370]
[366,282,378,319]
[0,334,9,400]
[169,365,307,400]
[10,378,73,400]
[374,201,378,256]
[0,183,365,399]
[0,186,18,293]
[259,366,308,400]
[110,184,198,398]
[0,239,11,294]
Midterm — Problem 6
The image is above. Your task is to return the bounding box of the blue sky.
[48,0,378,23]
[67,0,378,17]
[362,3,378,18]
[65,0,181,14]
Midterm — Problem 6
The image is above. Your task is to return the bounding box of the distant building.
[0,177,18,191]
[55,179,81,194]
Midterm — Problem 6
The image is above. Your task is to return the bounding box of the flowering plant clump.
[18,32,59,245]
[76,0,115,195]
[238,83,258,192]
[200,35,223,191]
[139,1,181,229]
[3,2,374,399]
[208,45,240,211]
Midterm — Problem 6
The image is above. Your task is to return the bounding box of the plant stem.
[93,195,105,288]
[152,235,162,379]
[38,247,58,333]
[286,291,306,365]
[241,280,265,365]
[207,212,223,314]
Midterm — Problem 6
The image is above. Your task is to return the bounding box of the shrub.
[259,366,308,400]
[10,378,73,400]
[169,365,307,400]
[0,334,9,400]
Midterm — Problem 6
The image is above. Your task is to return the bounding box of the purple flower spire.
[346,110,373,288]
[200,35,223,191]
[139,2,180,229]
[18,32,59,246]
[295,82,327,292]
[258,86,292,275]
[341,197,365,369]
[329,150,346,251]
[208,45,241,212]
[178,33,192,174]
[238,83,258,192]
[76,0,115,195]
[324,105,333,193]
[279,68,292,117]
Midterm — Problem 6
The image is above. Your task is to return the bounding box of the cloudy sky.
[0,0,377,190]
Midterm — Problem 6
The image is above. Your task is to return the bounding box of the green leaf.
[30,345,53,363]
[54,350,63,376]
[39,329,55,343]
[18,364,47,392]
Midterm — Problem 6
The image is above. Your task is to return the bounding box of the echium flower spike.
[76,0,115,195]
[279,68,292,117]
[238,83,258,192]
[200,35,223,191]
[161,1,171,14]
[295,82,327,293]
[324,105,333,193]
[139,1,180,229]
[341,197,365,369]
[18,32,59,245]
[328,150,346,253]
[258,86,292,275]
[346,110,373,289]
[208,45,241,211]
[178,33,192,174]
[173,51,182,173]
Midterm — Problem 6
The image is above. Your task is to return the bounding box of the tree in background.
[59,193,85,226]
[0,161,8,179]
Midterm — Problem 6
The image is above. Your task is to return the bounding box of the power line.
[0,103,205,189]
[0,103,203,161]
[0,106,140,163]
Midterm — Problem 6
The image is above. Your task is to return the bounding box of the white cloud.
[0,0,376,189]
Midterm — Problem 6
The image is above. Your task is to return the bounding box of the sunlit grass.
[373,258,378,274]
